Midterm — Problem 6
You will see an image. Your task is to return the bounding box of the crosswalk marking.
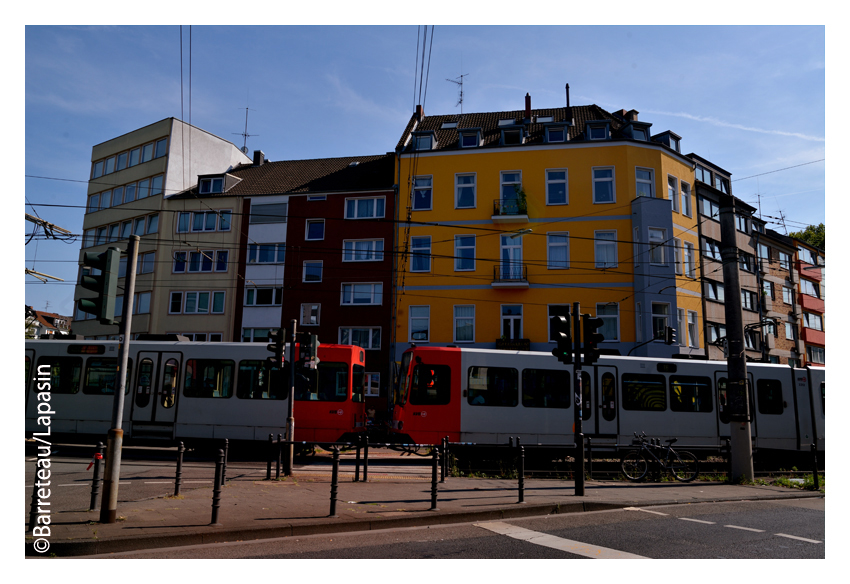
[475,521,648,559]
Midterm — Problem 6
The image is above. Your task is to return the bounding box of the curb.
[25,490,822,557]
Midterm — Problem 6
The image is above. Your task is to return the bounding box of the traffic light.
[78,247,121,325]
[582,314,605,365]
[550,315,572,364]
[266,329,285,367]
[299,333,320,369]
[664,326,677,345]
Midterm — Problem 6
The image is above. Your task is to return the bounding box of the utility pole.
[572,302,584,496]
[285,320,297,475]
[718,195,754,482]
[100,235,139,522]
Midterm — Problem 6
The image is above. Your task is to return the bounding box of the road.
[86,498,824,559]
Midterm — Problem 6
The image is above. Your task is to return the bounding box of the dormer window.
[714,175,730,194]
[502,129,522,145]
[412,134,434,151]
[670,136,680,152]
[633,128,648,141]
[459,130,481,148]
[441,122,458,129]
[199,177,224,194]
[498,119,516,127]
[651,131,682,153]
[587,122,610,140]
[536,116,554,123]
[546,126,566,143]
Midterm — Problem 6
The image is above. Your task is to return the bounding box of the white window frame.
[681,182,692,217]
[409,305,430,343]
[339,327,381,350]
[806,345,825,364]
[501,304,523,340]
[341,283,383,306]
[636,167,654,198]
[592,167,615,204]
[302,260,323,283]
[454,235,476,271]
[410,236,431,272]
[678,308,686,346]
[673,238,682,275]
[668,175,679,212]
[783,286,793,304]
[183,291,212,314]
[547,232,570,269]
[803,312,823,331]
[684,242,696,278]
[785,321,796,341]
[343,239,384,262]
[412,176,433,211]
[453,305,475,343]
[545,168,568,205]
[597,303,620,342]
[300,303,321,326]
[455,173,477,209]
[245,288,282,307]
[648,228,666,265]
[305,218,325,241]
[365,373,381,397]
[651,302,670,340]
[248,243,285,264]
[703,239,721,261]
[687,311,699,348]
[500,171,522,206]
[594,230,617,268]
[345,196,386,219]
[168,291,183,315]
[741,290,756,311]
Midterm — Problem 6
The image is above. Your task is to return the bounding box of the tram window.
[601,372,616,421]
[183,359,234,398]
[395,352,413,406]
[135,358,153,407]
[352,365,366,403]
[467,366,518,407]
[237,361,284,399]
[670,376,713,413]
[160,359,179,408]
[718,377,730,424]
[581,371,592,421]
[522,368,570,409]
[35,357,82,394]
[295,362,348,402]
[410,363,451,405]
[756,379,783,415]
[82,358,132,395]
[622,373,666,411]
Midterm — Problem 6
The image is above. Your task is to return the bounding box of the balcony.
[492,263,529,288]
[799,293,824,313]
[801,327,825,346]
[797,262,822,282]
[491,199,529,223]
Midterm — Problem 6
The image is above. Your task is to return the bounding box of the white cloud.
[643,110,824,142]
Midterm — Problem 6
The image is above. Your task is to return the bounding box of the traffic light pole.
[572,302,584,496]
[100,235,139,523]
[285,320,297,476]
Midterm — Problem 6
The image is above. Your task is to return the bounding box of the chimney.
[565,83,572,124]
[627,109,639,122]
[525,93,531,121]
[253,150,265,166]
[415,104,424,121]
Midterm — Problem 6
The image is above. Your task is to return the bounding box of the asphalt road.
[88,498,824,560]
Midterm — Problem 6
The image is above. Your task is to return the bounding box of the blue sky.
[23,25,826,318]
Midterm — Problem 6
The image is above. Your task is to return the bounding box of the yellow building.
[391,94,704,361]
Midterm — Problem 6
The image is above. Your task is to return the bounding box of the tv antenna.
[446,73,469,114]
[234,107,259,153]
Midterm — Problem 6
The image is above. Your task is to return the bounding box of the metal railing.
[492,199,527,216]
[493,263,527,283]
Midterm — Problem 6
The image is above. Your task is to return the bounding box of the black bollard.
[89,442,105,511]
[440,437,447,483]
[221,439,229,486]
[329,446,340,517]
[430,446,439,511]
[518,445,525,504]
[363,436,369,482]
[811,441,820,490]
[175,442,185,497]
[725,438,732,481]
[266,434,273,480]
[509,436,514,448]
[276,434,282,480]
[575,434,585,496]
[586,437,592,481]
[354,434,362,482]
[210,449,224,526]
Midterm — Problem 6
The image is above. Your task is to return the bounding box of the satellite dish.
[241,146,249,154]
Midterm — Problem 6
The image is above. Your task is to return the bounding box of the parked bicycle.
[621,432,699,482]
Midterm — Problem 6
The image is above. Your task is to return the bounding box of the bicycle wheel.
[670,450,699,482]
[621,451,649,482]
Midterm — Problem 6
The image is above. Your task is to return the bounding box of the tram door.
[595,366,618,437]
[131,352,182,433]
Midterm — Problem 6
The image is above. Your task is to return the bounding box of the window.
[684,242,696,278]
[169,292,183,314]
[412,177,432,211]
[364,373,381,398]
[99,190,112,210]
[305,219,325,240]
[668,176,679,212]
[546,169,568,205]
[35,357,82,394]
[807,345,825,364]
[651,303,669,339]
[190,210,228,232]
[91,160,104,180]
[636,168,654,198]
[236,360,285,400]
[410,236,431,272]
[648,228,666,264]
[343,239,384,262]
[673,238,682,274]
[241,328,277,343]
[763,280,774,300]
[547,233,569,269]
[140,142,154,163]
[588,124,608,140]
[104,156,115,175]
[798,246,815,265]
[134,292,151,314]
[703,239,721,261]
[594,231,617,268]
[199,177,224,194]
[82,358,132,395]
[454,305,474,342]
[546,126,565,143]
[455,174,476,208]
[736,214,748,233]
[87,194,100,213]
[250,203,288,224]
[137,251,155,274]
[699,196,719,219]
[245,288,282,307]
[779,251,791,270]
[592,168,615,203]
[303,261,323,282]
[128,147,140,167]
[757,379,784,415]
[548,305,570,341]
[739,253,755,273]
[145,214,159,235]
[522,368,571,409]
[785,322,796,341]
[705,280,725,302]
[454,235,476,271]
[800,279,820,298]
[341,283,383,305]
[155,138,168,159]
[715,175,730,194]
[783,286,793,304]
[460,132,479,148]
[137,178,151,199]
[741,290,757,311]
[409,306,430,342]
[345,197,385,219]
[502,129,522,145]
[409,364,451,405]
[500,171,522,213]
[670,376,713,413]
[501,305,522,340]
[597,303,619,342]
[183,359,233,398]
[803,312,823,331]
[467,366,518,407]
[681,182,692,217]
[248,243,285,264]
[708,322,727,344]
[688,311,699,348]
[757,243,770,262]
[413,134,432,150]
[695,165,712,184]
[622,373,667,411]
[300,303,320,326]
[340,327,381,349]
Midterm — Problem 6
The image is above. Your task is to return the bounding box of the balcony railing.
[492,263,528,287]
[492,198,528,222]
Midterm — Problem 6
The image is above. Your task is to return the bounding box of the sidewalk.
[25,462,823,557]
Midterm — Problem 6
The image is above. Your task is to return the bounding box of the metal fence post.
[725,438,732,481]
[329,446,340,517]
[210,449,224,526]
[363,436,369,482]
[440,437,447,483]
[221,439,229,486]
[266,434,273,480]
[586,436,592,481]
[174,441,185,496]
[518,445,525,504]
[811,441,820,490]
[89,442,105,511]
[354,434,362,482]
[430,446,439,511]
[276,434,282,480]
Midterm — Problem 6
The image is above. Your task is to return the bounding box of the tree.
[790,222,824,250]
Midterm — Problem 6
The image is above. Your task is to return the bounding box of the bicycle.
[621,432,699,482]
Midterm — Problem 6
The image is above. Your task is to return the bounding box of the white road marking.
[59,483,88,487]
[184,480,212,483]
[725,525,765,533]
[144,481,173,484]
[624,507,668,516]
[679,517,715,524]
[775,533,822,544]
[475,521,648,559]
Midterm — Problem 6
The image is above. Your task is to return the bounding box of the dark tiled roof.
[395,104,627,152]
[170,153,395,199]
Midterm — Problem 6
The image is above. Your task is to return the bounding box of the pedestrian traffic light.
[266,329,285,367]
[550,315,572,364]
[582,314,605,365]
[78,247,121,325]
[664,326,677,345]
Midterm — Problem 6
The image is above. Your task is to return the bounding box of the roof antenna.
[234,106,259,154]
[446,72,469,114]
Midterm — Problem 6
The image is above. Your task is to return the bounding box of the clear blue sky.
[23,25,826,318]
